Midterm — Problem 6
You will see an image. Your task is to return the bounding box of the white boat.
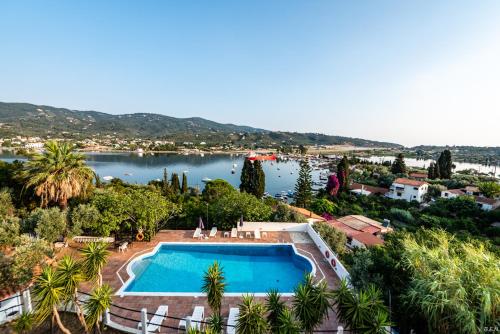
[232,163,238,168]
[102,176,114,181]
[231,168,235,174]
[202,177,212,183]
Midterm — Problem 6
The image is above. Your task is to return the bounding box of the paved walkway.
[66,230,341,333]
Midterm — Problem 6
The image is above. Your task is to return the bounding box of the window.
[445,193,448,197]
[397,192,402,197]
[413,187,418,190]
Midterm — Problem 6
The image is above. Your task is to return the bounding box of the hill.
[0,102,401,148]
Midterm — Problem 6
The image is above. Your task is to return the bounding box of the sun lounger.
[226,307,239,334]
[231,228,237,238]
[179,306,205,330]
[138,305,168,333]
[209,227,217,237]
[254,229,261,239]
[193,228,201,238]
[245,231,252,238]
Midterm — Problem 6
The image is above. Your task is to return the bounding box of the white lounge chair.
[138,305,168,333]
[231,228,237,238]
[209,227,217,237]
[193,228,201,238]
[226,307,239,334]
[254,229,261,239]
[118,242,128,252]
[179,306,205,330]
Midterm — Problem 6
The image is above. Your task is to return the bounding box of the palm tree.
[80,242,109,287]
[32,266,72,334]
[84,284,112,334]
[236,294,268,334]
[20,140,95,208]
[277,307,301,334]
[12,312,34,334]
[201,261,226,315]
[292,274,332,333]
[56,255,88,332]
[265,289,285,332]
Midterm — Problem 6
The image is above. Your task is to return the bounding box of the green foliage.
[207,313,224,334]
[271,203,307,223]
[201,261,226,315]
[294,159,313,208]
[210,191,272,230]
[277,307,301,334]
[312,222,347,256]
[27,207,67,243]
[389,208,415,224]
[182,173,188,194]
[391,153,407,174]
[236,294,268,334]
[171,173,181,194]
[80,242,109,287]
[84,284,113,331]
[332,279,392,334]
[478,181,500,198]
[240,159,266,198]
[70,204,102,237]
[19,140,95,208]
[437,149,453,179]
[0,189,15,219]
[203,179,236,202]
[310,198,337,216]
[12,312,34,334]
[0,235,52,292]
[337,156,350,192]
[292,274,332,333]
[0,216,20,247]
[266,289,285,333]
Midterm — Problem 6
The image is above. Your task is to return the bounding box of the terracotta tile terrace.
[63,230,342,333]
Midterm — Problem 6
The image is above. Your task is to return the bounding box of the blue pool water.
[123,244,313,294]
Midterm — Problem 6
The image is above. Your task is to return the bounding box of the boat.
[231,168,235,174]
[102,176,114,181]
[124,172,133,176]
[202,177,212,183]
[232,163,238,168]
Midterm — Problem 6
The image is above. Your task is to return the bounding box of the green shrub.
[312,221,347,256]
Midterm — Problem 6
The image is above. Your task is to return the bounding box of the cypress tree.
[437,150,453,179]
[181,173,188,194]
[294,159,313,208]
[239,159,265,198]
[337,156,350,192]
[161,168,173,197]
[391,153,407,174]
[427,162,436,179]
[171,173,180,194]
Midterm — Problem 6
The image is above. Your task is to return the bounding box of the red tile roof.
[475,196,498,205]
[393,178,427,187]
[288,205,327,221]
[352,233,384,246]
[447,189,465,195]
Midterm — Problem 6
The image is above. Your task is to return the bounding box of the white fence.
[239,221,309,232]
[305,224,351,282]
[0,289,32,325]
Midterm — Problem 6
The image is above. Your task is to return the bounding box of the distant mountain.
[0,102,401,148]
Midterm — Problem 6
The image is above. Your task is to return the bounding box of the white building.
[387,178,428,203]
[475,196,500,211]
[24,142,44,149]
[441,189,465,199]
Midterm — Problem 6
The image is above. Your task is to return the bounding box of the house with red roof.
[328,215,392,248]
[386,178,428,203]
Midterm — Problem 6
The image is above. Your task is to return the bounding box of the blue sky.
[1,1,499,146]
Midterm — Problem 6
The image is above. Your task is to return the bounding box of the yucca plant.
[11,312,34,334]
[32,266,71,334]
[293,274,332,333]
[277,307,301,334]
[266,289,285,332]
[207,313,224,334]
[84,284,112,334]
[80,242,109,287]
[56,255,88,332]
[236,294,268,334]
[201,261,226,315]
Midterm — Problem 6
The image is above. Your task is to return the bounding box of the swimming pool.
[118,243,315,296]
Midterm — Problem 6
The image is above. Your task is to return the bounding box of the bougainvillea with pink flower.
[326,174,340,196]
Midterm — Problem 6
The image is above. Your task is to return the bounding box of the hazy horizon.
[1,1,499,147]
